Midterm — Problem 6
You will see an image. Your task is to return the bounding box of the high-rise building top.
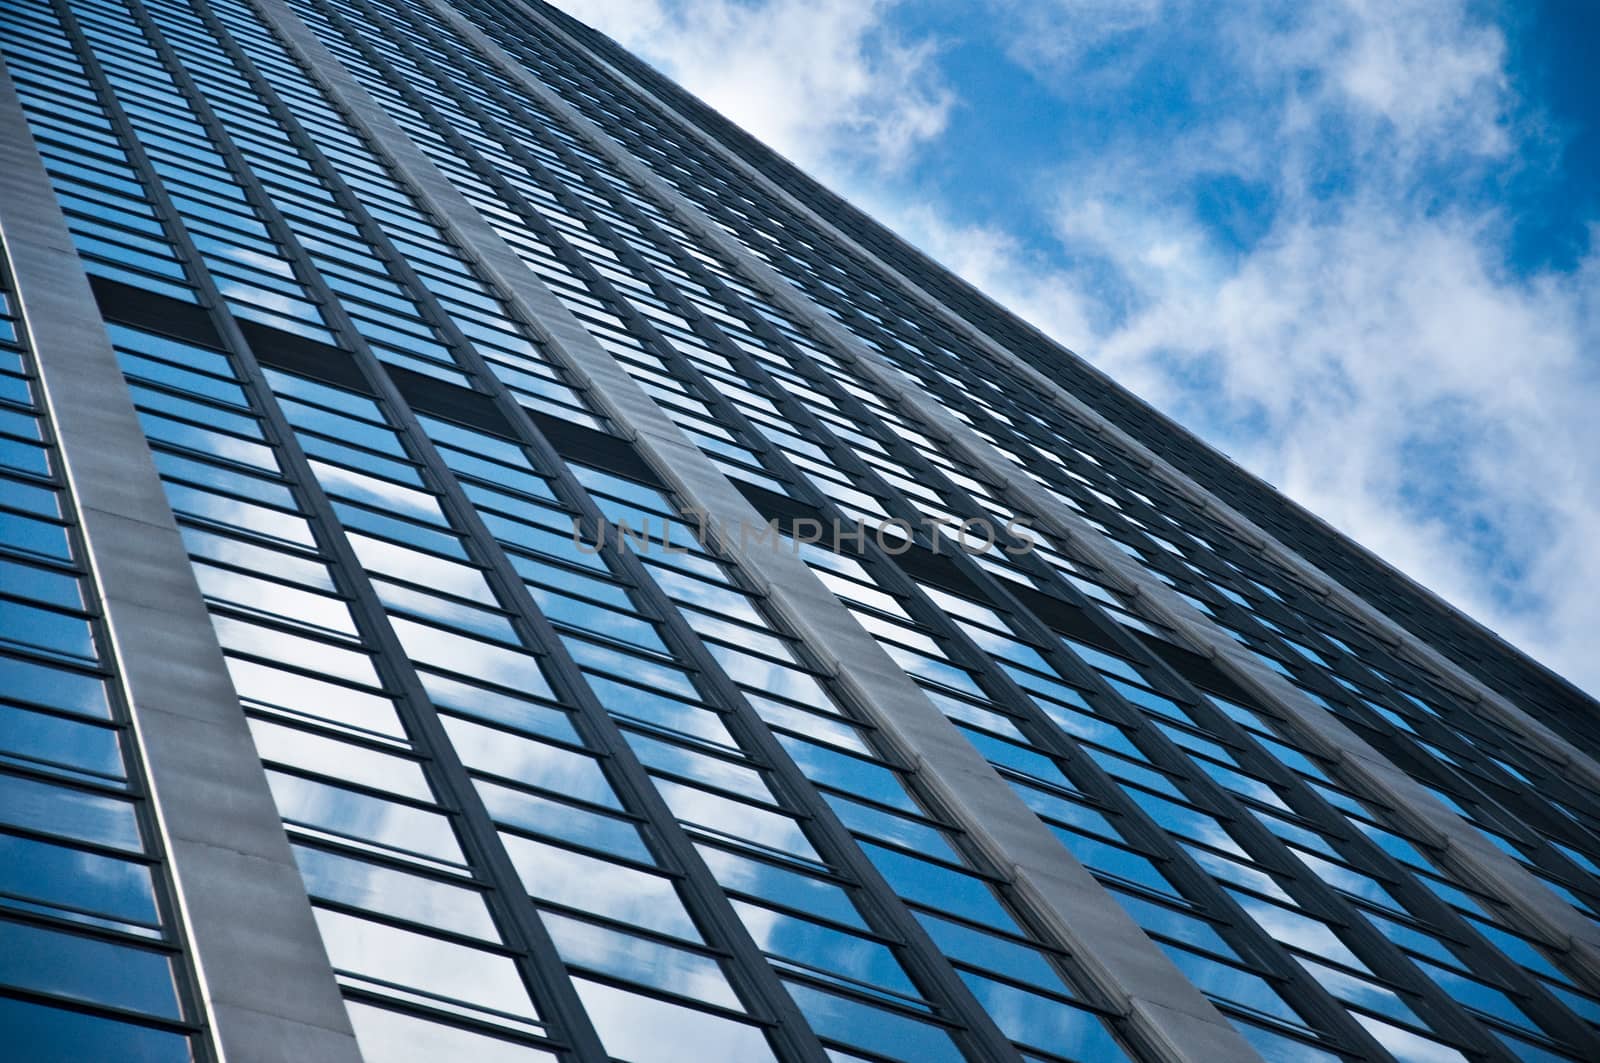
[0,2,1596,1062]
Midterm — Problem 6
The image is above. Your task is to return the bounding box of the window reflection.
[0,994,190,1063]
[0,832,159,930]
[442,716,617,808]
[267,770,463,864]
[782,979,965,1063]
[0,770,141,852]
[542,911,740,1009]
[225,657,405,739]
[314,907,537,1019]
[344,1000,558,1063]
[0,917,179,1019]
[293,844,496,940]
[501,834,700,942]
[570,977,777,1063]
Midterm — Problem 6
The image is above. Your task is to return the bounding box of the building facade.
[1,1,1598,1061]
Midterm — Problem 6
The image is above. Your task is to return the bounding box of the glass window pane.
[0,918,179,1018]
[225,658,404,738]
[957,971,1126,1058]
[653,778,818,861]
[542,911,739,1009]
[729,899,917,997]
[782,980,965,1063]
[0,704,123,779]
[419,671,579,746]
[0,994,190,1063]
[267,770,462,863]
[572,976,776,1063]
[0,655,111,719]
[388,618,547,697]
[442,717,617,808]
[694,844,868,931]
[0,771,141,851]
[913,911,1065,991]
[249,718,431,802]
[859,843,1018,932]
[0,832,158,927]
[293,844,496,940]
[314,907,537,1019]
[478,782,650,863]
[345,1000,557,1063]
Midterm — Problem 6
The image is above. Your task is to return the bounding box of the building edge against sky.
[0,1,1598,1063]
[538,2,1600,753]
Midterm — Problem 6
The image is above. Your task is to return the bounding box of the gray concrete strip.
[0,56,364,1063]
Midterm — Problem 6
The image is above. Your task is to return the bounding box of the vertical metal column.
[0,54,365,1063]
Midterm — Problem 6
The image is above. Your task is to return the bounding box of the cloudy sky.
[550,0,1600,695]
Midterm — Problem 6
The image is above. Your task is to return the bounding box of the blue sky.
[555,0,1600,695]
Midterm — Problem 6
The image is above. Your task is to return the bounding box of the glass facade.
[1,1,1597,1061]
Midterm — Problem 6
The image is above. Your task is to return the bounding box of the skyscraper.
[2,0,1597,1059]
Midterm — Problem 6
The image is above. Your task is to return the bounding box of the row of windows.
[432,4,1600,1056]
[265,0,1600,1056]
[297,0,788,494]
[44,0,1158,1032]
[0,2,196,303]
[102,281,1136,1059]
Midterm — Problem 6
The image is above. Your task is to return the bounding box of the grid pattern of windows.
[3,0,1598,1061]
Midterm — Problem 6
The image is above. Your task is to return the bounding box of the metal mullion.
[269,1,1249,1058]
[57,4,609,1055]
[263,4,1046,1056]
[332,0,792,482]
[5,17,241,1055]
[922,547,1548,1058]
[505,2,1600,1030]
[192,3,843,1057]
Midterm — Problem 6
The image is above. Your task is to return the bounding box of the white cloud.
[1268,0,1512,158]
[955,1,1600,693]
[545,0,951,174]
[988,0,1167,74]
